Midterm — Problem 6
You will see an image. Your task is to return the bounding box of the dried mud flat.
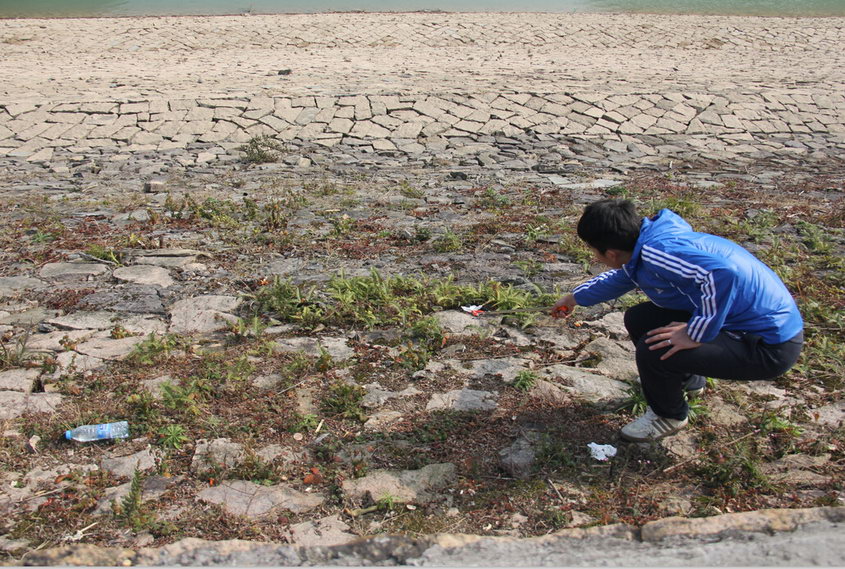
[0,152,843,565]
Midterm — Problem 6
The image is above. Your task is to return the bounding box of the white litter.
[587,442,617,461]
[461,305,485,316]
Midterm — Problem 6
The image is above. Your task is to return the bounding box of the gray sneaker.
[620,407,688,442]
[683,376,706,399]
[685,386,705,399]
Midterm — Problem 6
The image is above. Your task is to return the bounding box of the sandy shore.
[2,12,844,103]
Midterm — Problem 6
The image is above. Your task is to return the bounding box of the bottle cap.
[65,430,72,440]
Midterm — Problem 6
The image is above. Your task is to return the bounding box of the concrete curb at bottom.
[9,506,845,566]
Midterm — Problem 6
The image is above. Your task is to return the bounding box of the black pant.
[623,302,804,420]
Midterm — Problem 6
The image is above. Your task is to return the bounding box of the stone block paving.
[1,89,843,172]
[2,12,843,54]
[1,13,844,172]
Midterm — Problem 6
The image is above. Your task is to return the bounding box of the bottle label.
[96,423,110,439]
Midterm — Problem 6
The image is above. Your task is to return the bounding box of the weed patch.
[0,328,38,371]
[250,269,556,332]
[239,135,283,164]
[128,333,188,365]
[695,440,775,497]
[432,229,463,253]
[322,382,367,422]
[513,369,538,391]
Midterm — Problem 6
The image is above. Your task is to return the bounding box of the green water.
[1,0,844,18]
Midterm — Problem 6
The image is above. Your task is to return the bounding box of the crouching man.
[553,199,803,442]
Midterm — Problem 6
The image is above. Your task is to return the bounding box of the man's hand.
[646,321,701,360]
[551,294,577,318]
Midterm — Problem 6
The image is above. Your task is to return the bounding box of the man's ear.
[604,248,632,267]
[604,249,623,264]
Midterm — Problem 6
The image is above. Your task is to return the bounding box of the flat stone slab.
[169,295,241,334]
[660,431,699,460]
[132,250,200,267]
[767,470,832,486]
[47,312,167,335]
[0,536,30,554]
[0,368,40,392]
[26,329,98,352]
[197,480,324,517]
[540,364,630,407]
[707,399,748,427]
[23,463,99,488]
[0,391,63,420]
[191,438,246,474]
[363,410,404,432]
[362,383,421,408]
[528,379,570,404]
[287,515,356,547]
[74,336,146,360]
[100,448,157,479]
[81,287,166,315]
[431,310,494,335]
[555,178,622,190]
[416,357,532,384]
[537,329,581,351]
[759,454,833,485]
[113,266,175,288]
[584,311,629,340]
[54,351,104,373]
[251,373,283,389]
[809,401,844,428]
[761,454,830,474]
[134,257,198,268]
[583,337,637,381]
[426,389,498,412]
[0,277,46,296]
[265,258,306,277]
[94,475,180,515]
[255,444,309,465]
[38,262,109,278]
[129,248,205,259]
[0,307,60,326]
[342,463,456,503]
[640,507,844,541]
[464,357,535,382]
[119,315,169,335]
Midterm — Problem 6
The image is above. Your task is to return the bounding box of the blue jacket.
[572,209,803,344]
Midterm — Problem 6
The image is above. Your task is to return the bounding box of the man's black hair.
[577,199,641,253]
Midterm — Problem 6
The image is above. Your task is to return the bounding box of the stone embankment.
[4,89,844,171]
[1,13,844,173]
[12,507,845,566]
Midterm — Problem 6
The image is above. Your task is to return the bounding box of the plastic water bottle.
[65,421,130,442]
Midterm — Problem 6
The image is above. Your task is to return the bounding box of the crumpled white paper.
[461,305,485,316]
[587,442,617,461]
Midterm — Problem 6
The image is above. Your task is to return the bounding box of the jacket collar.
[623,215,650,277]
